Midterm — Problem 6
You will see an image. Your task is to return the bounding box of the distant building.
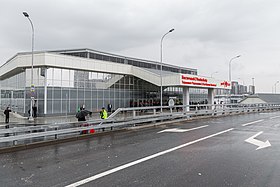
[248,85,255,95]
[231,81,239,94]
[239,93,280,104]
[215,81,251,104]
[238,84,247,94]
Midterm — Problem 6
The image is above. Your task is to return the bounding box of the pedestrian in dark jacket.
[32,105,37,118]
[4,107,11,124]
[76,107,88,134]
[76,107,86,121]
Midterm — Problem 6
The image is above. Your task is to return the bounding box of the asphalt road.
[1,111,280,187]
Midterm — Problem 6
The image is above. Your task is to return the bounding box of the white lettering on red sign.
[181,75,217,87]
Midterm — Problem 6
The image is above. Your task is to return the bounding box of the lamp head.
[23,12,29,17]
[169,29,175,32]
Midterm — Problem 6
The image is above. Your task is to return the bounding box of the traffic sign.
[168,98,175,107]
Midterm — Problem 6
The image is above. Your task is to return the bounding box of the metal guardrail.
[0,103,280,148]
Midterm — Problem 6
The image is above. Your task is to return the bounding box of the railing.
[1,103,280,148]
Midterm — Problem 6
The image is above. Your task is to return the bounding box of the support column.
[44,68,48,115]
[208,88,214,110]
[183,87,190,111]
[0,83,1,109]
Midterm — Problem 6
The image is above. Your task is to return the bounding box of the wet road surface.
[1,112,280,187]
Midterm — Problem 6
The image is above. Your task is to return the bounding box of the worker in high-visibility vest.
[100,107,108,119]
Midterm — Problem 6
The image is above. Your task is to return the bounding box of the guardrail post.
[133,110,136,118]
[13,132,17,145]
[55,127,58,139]
[44,128,46,141]
[4,124,9,137]
[153,109,156,115]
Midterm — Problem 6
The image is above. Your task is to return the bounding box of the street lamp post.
[274,81,279,94]
[160,28,174,113]
[228,55,241,104]
[23,12,34,121]
[229,55,241,83]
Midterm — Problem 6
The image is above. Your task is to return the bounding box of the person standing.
[32,104,37,118]
[76,107,87,134]
[76,107,86,121]
[100,107,108,119]
[107,103,112,113]
[4,107,11,125]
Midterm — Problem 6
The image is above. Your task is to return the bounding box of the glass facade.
[0,49,212,116]
[0,71,26,114]
[0,66,208,116]
[165,87,208,105]
[0,67,168,115]
[44,67,161,114]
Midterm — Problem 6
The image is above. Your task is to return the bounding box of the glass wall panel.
[53,100,61,113]
[0,66,203,116]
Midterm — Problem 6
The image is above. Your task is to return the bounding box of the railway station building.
[0,48,230,116]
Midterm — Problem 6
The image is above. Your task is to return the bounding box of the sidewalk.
[0,111,102,127]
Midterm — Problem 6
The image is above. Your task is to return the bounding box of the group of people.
[3,104,38,125]
[76,106,108,122]
[76,105,109,134]
[28,105,37,119]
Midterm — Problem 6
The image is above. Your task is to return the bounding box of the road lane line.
[157,125,208,133]
[242,119,264,127]
[270,116,280,119]
[65,128,234,187]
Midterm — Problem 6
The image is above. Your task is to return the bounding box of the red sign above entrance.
[181,74,231,89]
[220,81,231,87]
[182,75,217,87]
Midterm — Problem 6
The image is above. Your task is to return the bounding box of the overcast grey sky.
[1,0,280,93]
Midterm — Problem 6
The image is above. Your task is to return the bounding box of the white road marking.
[270,116,280,119]
[242,119,264,126]
[65,128,234,187]
[273,124,280,127]
[157,125,208,133]
[245,131,271,150]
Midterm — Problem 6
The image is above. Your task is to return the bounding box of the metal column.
[44,68,48,115]
[183,87,190,111]
[208,88,214,110]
